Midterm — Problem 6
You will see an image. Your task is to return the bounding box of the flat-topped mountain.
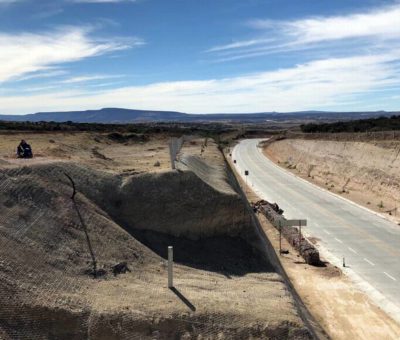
[0,107,397,123]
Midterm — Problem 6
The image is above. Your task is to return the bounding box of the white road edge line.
[364,258,375,266]
[234,140,400,325]
[383,272,397,281]
[334,237,343,244]
[255,142,398,230]
[348,247,357,254]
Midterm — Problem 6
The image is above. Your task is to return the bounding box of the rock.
[112,262,131,276]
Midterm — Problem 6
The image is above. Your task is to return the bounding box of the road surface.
[233,139,400,319]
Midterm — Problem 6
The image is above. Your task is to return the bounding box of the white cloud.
[206,38,275,53]
[1,53,399,114]
[208,4,400,61]
[251,4,400,44]
[0,27,142,83]
[16,69,68,82]
[60,74,124,84]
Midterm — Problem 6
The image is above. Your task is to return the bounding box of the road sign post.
[282,219,307,248]
[244,170,249,192]
[279,220,282,254]
[299,220,302,245]
[283,219,307,227]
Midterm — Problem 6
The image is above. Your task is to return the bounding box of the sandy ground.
[226,148,400,340]
[260,215,400,339]
[0,131,172,173]
[0,132,310,339]
[264,139,400,225]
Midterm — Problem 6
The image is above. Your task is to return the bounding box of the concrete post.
[168,246,173,288]
[169,139,176,170]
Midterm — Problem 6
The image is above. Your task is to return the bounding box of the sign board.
[283,219,307,227]
[244,170,249,176]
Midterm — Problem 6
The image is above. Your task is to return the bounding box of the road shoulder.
[226,146,400,340]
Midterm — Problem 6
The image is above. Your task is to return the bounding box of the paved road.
[233,139,400,316]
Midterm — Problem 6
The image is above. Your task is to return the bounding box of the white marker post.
[168,246,173,288]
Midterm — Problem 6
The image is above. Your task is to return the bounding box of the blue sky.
[0,0,399,114]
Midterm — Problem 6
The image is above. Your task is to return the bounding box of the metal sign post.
[283,219,307,227]
[244,170,249,192]
[282,219,307,248]
[299,220,302,245]
[168,246,173,288]
[279,220,282,254]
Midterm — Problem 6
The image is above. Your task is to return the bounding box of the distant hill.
[0,108,397,124]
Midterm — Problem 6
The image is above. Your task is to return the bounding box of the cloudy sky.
[0,0,399,114]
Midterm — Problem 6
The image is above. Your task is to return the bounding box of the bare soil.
[0,131,171,173]
[0,132,310,339]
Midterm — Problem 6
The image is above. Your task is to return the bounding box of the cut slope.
[0,137,310,339]
[265,138,400,222]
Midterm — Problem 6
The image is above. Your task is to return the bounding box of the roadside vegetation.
[301,115,400,133]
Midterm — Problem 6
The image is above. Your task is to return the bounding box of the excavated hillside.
[265,138,400,223]
[0,132,311,339]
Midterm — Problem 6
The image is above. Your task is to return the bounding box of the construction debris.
[254,200,321,266]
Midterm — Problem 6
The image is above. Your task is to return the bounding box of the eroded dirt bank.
[0,133,310,339]
[265,138,400,222]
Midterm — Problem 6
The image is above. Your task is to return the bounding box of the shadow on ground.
[170,287,196,311]
[129,229,274,277]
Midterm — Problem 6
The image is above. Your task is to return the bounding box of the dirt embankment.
[265,138,400,222]
[0,134,310,339]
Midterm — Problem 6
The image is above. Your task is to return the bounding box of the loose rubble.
[253,200,321,266]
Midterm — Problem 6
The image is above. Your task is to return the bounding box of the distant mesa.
[0,107,397,124]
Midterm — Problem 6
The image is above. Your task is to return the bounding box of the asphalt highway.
[233,139,400,317]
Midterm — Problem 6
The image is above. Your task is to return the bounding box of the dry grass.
[0,131,172,173]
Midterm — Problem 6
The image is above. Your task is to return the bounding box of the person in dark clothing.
[17,140,33,159]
